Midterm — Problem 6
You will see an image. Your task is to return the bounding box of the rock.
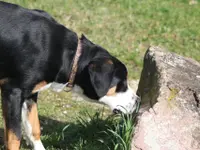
[132,46,200,150]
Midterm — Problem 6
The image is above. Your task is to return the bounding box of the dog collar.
[32,37,82,93]
[67,37,82,88]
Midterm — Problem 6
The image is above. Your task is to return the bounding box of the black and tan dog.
[0,1,139,150]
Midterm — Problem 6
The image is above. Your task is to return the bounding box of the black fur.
[0,1,128,141]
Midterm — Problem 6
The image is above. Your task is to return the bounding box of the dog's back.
[0,1,68,81]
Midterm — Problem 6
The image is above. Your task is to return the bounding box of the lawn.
[0,0,200,149]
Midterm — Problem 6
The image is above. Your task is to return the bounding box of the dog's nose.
[113,109,122,114]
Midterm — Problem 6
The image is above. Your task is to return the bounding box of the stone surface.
[132,46,200,150]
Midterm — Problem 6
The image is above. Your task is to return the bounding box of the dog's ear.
[80,34,87,40]
[80,34,94,45]
[88,58,115,97]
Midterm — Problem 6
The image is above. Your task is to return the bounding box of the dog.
[0,1,139,150]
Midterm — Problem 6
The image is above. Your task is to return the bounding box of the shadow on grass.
[39,115,114,150]
[0,114,115,150]
[40,115,114,150]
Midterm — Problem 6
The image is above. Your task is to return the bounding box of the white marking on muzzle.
[99,86,138,114]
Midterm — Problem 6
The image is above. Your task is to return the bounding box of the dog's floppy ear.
[88,58,115,97]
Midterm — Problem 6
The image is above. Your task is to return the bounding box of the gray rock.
[132,46,200,150]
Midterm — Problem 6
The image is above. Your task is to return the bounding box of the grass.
[2,0,200,78]
[61,111,136,150]
[0,0,200,149]
[101,113,136,150]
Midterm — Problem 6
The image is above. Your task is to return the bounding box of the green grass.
[61,111,136,150]
[2,0,200,78]
[100,113,136,150]
[1,0,200,149]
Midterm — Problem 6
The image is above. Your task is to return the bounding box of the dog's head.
[74,45,140,114]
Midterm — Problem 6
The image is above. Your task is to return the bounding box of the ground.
[0,0,200,149]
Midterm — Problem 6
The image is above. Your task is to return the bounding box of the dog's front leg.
[1,83,22,150]
[22,93,45,150]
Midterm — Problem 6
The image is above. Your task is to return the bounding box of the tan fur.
[106,59,113,65]
[0,78,8,86]
[106,86,117,96]
[32,81,47,93]
[6,130,20,150]
[1,79,44,149]
[28,103,41,140]
[2,97,20,150]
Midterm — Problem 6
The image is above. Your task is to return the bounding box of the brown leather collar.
[67,37,82,87]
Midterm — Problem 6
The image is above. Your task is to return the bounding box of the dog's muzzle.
[112,96,141,114]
